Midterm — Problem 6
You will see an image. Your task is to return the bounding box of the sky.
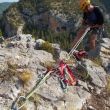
[0,0,19,3]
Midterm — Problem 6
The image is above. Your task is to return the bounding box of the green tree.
[0,29,2,36]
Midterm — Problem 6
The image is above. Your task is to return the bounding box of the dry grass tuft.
[41,41,54,54]
[20,106,27,110]
[106,76,110,94]
[19,70,32,85]
[89,57,102,66]
[0,61,19,81]
[4,61,32,86]
[29,93,41,108]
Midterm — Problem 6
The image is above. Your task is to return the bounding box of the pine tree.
[0,29,2,36]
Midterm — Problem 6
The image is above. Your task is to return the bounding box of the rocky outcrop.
[0,0,110,40]
[0,0,80,37]
[2,4,24,37]
[100,38,110,74]
[0,35,109,110]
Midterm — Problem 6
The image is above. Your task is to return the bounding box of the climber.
[72,0,104,51]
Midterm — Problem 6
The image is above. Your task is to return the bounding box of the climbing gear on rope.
[69,27,90,56]
[67,27,92,81]
[11,60,77,110]
[58,60,77,86]
[11,70,54,110]
[73,50,88,61]
[11,27,93,110]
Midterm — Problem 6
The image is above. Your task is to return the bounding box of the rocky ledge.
[0,34,110,110]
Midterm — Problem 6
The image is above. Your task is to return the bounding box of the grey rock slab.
[83,59,107,87]
[63,86,91,110]
[37,101,53,110]
[37,76,64,101]
[102,38,110,44]
[0,80,21,110]
[33,50,55,63]
[59,51,70,60]
[100,38,110,74]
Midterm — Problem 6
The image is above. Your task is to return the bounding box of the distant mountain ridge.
[0,2,12,15]
[0,0,110,42]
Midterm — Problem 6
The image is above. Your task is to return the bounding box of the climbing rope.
[11,60,77,110]
[11,27,92,110]
[11,70,54,110]
[68,27,90,56]
[67,27,92,81]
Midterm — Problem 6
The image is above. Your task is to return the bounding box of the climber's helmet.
[79,0,91,11]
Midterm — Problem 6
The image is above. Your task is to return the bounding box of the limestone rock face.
[0,37,109,110]
[100,38,110,74]
[82,59,107,88]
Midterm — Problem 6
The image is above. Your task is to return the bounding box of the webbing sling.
[58,60,77,86]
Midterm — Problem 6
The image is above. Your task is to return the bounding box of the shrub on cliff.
[40,41,54,54]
